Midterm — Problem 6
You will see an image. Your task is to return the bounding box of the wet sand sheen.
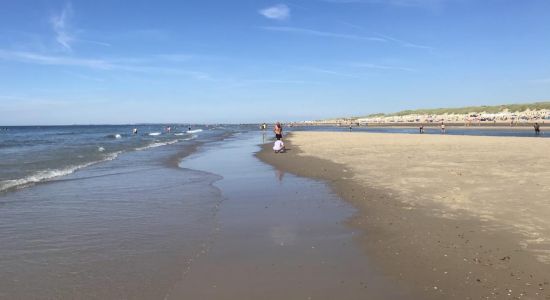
[258,132,550,299]
[169,133,412,299]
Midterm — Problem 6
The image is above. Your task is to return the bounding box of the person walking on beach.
[419,125,424,134]
[274,122,283,140]
[441,123,446,134]
[534,122,541,135]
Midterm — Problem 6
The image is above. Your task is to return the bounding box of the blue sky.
[1,0,549,124]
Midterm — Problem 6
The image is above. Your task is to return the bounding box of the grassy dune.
[362,101,550,118]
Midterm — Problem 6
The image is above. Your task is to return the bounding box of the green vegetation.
[361,102,550,118]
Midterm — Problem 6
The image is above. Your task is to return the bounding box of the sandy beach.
[0,129,418,299]
[258,132,550,299]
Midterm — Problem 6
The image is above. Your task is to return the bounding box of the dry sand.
[257,132,550,299]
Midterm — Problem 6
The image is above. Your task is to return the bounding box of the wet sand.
[168,133,415,299]
[0,131,423,299]
[257,132,550,299]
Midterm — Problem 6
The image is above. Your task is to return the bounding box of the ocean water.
[0,125,229,193]
[0,124,251,299]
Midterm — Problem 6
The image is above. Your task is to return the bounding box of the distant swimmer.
[188,126,192,131]
[133,128,138,135]
[534,122,541,135]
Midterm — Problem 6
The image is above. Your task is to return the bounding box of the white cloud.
[262,26,386,42]
[259,4,290,20]
[51,3,74,51]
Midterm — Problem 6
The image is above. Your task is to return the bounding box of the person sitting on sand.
[273,138,285,153]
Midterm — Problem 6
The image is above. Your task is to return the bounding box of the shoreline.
[257,132,550,299]
[292,123,548,130]
[168,132,414,299]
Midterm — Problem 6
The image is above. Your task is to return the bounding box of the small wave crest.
[106,134,122,139]
[148,132,161,136]
[182,135,197,141]
[186,129,203,134]
[0,151,122,192]
[135,139,179,151]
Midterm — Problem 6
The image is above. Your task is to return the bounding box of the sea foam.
[0,151,122,192]
[186,129,203,134]
[135,139,179,151]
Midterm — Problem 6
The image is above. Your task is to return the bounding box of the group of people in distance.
[419,123,446,134]
[267,121,544,154]
[419,122,543,135]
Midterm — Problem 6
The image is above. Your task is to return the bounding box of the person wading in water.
[534,122,541,136]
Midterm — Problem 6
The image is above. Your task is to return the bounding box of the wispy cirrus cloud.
[218,78,321,90]
[376,33,433,50]
[50,3,111,51]
[330,21,433,51]
[0,49,210,80]
[0,49,113,69]
[154,54,195,62]
[350,62,417,72]
[298,66,364,79]
[322,0,451,9]
[259,4,290,20]
[261,26,386,42]
[50,3,73,51]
